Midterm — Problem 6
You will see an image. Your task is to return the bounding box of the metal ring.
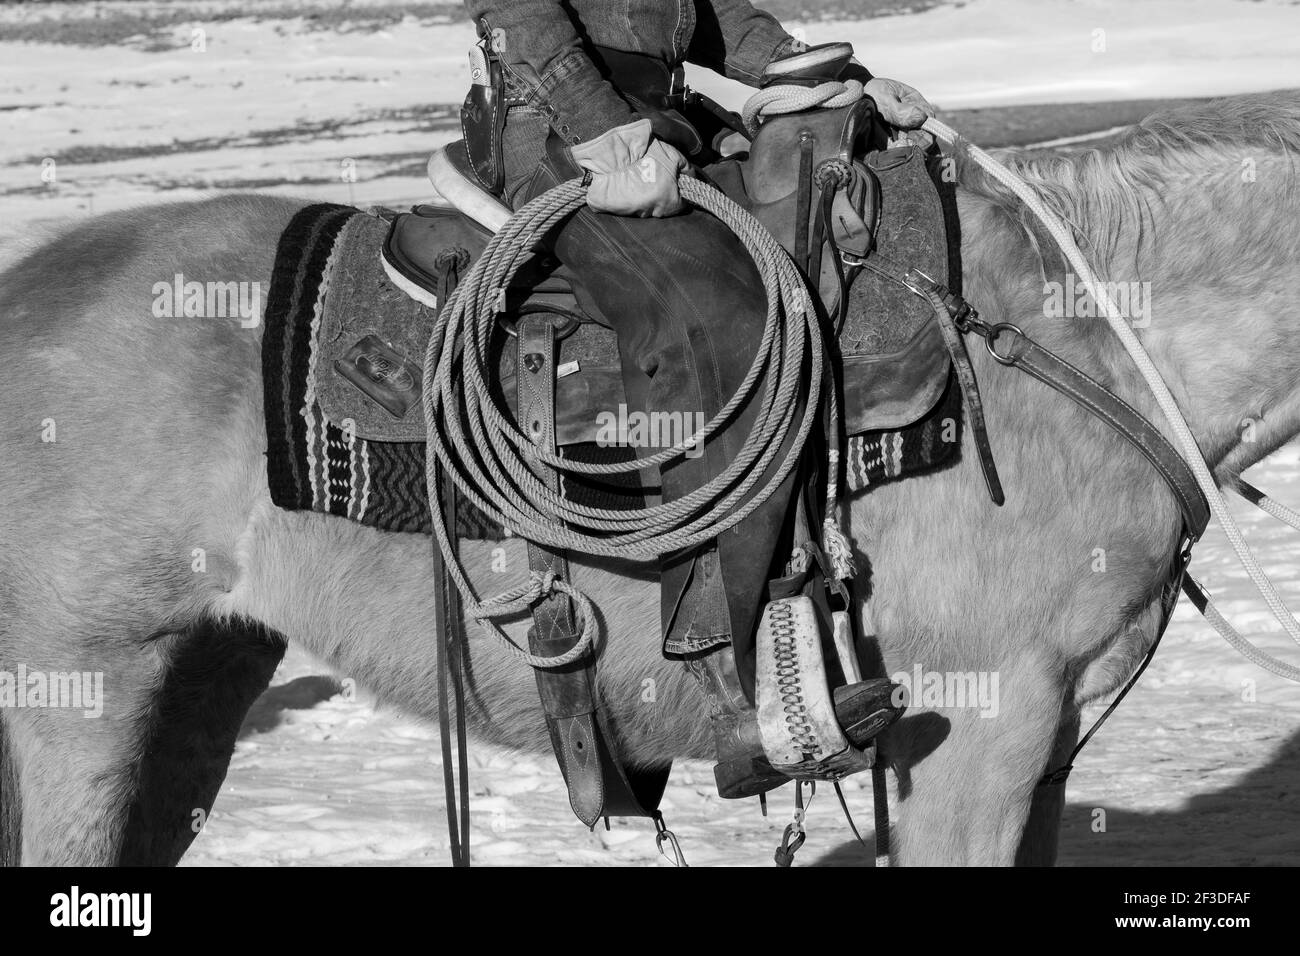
[499,303,586,342]
[984,323,1024,365]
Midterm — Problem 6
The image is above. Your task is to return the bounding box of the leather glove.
[570,118,688,218]
[864,77,937,130]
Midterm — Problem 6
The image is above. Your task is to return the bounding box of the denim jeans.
[466,0,793,145]
[500,106,803,698]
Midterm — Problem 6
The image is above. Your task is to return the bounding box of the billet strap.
[515,315,669,826]
[871,763,891,866]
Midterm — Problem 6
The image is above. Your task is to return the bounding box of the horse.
[1,91,1297,866]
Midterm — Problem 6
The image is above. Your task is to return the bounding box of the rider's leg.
[500,118,797,793]
[499,115,900,795]
[522,160,796,656]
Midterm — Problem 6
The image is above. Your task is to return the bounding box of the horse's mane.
[956,90,1300,272]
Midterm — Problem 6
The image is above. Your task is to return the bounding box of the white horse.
[1,92,1297,865]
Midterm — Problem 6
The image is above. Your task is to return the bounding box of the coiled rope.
[422,176,828,668]
[742,78,865,137]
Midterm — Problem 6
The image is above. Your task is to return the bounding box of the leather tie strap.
[432,462,471,867]
[515,315,670,826]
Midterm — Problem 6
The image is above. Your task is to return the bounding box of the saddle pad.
[263,203,647,538]
[262,204,963,538]
[311,204,626,446]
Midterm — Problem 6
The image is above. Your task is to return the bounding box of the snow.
[2,0,1297,236]
[689,0,1300,110]
[2,0,1298,865]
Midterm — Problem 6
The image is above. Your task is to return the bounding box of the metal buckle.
[984,323,1025,365]
[499,304,584,342]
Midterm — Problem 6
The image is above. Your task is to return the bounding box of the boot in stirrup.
[685,643,905,798]
[685,646,791,799]
[755,595,907,777]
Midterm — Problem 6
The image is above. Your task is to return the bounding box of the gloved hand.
[570,118,688,218]
[863,77,936,130]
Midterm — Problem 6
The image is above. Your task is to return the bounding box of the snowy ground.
[4,0,1299,238]
[3,0,1299,865]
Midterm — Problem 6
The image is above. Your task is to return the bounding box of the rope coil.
[423,177,830,666]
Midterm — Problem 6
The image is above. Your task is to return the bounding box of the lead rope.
[1234,480,1300,533]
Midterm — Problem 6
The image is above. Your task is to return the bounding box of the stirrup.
[756,595,904,779]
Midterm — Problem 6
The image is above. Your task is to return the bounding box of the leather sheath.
[461,57,507,194]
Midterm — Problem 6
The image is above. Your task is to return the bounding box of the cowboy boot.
[685,644,790,799]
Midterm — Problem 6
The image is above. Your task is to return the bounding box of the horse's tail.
[0,714,20,866]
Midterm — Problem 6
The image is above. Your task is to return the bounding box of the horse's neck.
[957,172,1300,482]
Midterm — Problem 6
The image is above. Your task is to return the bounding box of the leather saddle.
[324,115,955,448]
[351,106,958,829]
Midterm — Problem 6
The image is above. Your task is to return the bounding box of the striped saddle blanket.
[261,202,962,537]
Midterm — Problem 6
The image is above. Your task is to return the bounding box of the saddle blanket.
[262,202,961,538]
